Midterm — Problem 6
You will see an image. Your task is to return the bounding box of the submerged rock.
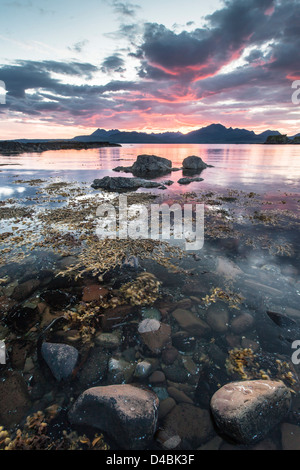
[172,309,210,336]
[0,372,31,427]
[210,380,291,444]
[138,318,171,354]
[107,357,135,384]
[68,384,159,449]
[163,403,214,448]
[41,342,79,381]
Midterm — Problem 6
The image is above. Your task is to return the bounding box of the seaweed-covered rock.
[210,380,291,444]
[68,384,159,449]
[91,176,163,191]
[113,154,172,176]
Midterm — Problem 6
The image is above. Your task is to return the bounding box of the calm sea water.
[0,143,300,198]
[1,144,300,450]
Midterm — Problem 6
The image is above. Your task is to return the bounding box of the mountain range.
[72,124,285,144]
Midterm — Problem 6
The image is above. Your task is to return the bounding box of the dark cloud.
[68,40,89,53]
[100,54,126,73]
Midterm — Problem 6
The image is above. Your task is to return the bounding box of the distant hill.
[73,124,282,144]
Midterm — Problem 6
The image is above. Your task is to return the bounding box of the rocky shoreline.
[0,170,300,451]
[0,140,121,155]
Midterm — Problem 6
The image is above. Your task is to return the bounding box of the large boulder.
[68,384,159,449]
[114,154,173,176]
[91,176,164,191]
[210,380,291,444]
[182,155,211,172]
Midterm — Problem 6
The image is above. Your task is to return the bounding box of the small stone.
[210,380,291,444]
[163,403,214,448]
[206,303,229,333]
[172,309,210,336]
[158,397,176,419]
[231,313,254,334]
[162,346,178,365]
[138,319,171,354]
[11,279,40,301]
[149,371,166,384]
[41,342,78,381]
[167,386,194,404]
[0,372,31,427]
[156,429,181,449]
[134,360,156,378]
[82,284,108,302]
[95,332,120,350]
[141,307,162,321]
[108,357,135,384]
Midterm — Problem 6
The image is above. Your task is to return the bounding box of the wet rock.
[206,303,229,333]
[281,423,300,450]
[77,348,108,387]
[182,155,210,171]
[241,337,260,352]
[163,403,214,448]
[138,319,171,354]
[134,359,158,379]
[91,176,163,191]
[10,340,32,370]
[141,307,162,321]
[41,342,79,381]
[40,289,77,309]
[162,363,189,383]
[149,370,166,384]
[210,380,291,444]
[11,279,40,301]
[172,331,196,352]
[108,357,135,384]
[82,284,109,302]
[178,177,204,185]
[95,332,120,350]
[161,346,179,365]
[152,386,169,401]
[5,305,40,333]
[68,384,159,449]
[158,397,176,419]
[231,312,254,334]
[167,386,194,404]
[156,429,181,449]
[172,309,210,336]
[100,305,134,331]
[0,372,31,427]
[114,154,173,177]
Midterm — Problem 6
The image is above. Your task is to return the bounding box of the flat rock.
[82,285,108,302]
[172,309,210,336]
[92,176,163,191]
[163,403,214,447]
[41,342,79,381]
[68,384,159,449]
[138,319,171,354]
[210,380,291,444]
[0,372,31,427]
[178,177,204,185]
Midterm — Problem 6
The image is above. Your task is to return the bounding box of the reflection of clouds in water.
[0,186,26,196]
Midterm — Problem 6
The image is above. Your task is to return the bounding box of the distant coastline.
[0,140,121,155]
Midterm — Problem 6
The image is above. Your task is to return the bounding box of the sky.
[0,0,299,139]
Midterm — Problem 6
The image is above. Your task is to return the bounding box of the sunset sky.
[0,0,299,139]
